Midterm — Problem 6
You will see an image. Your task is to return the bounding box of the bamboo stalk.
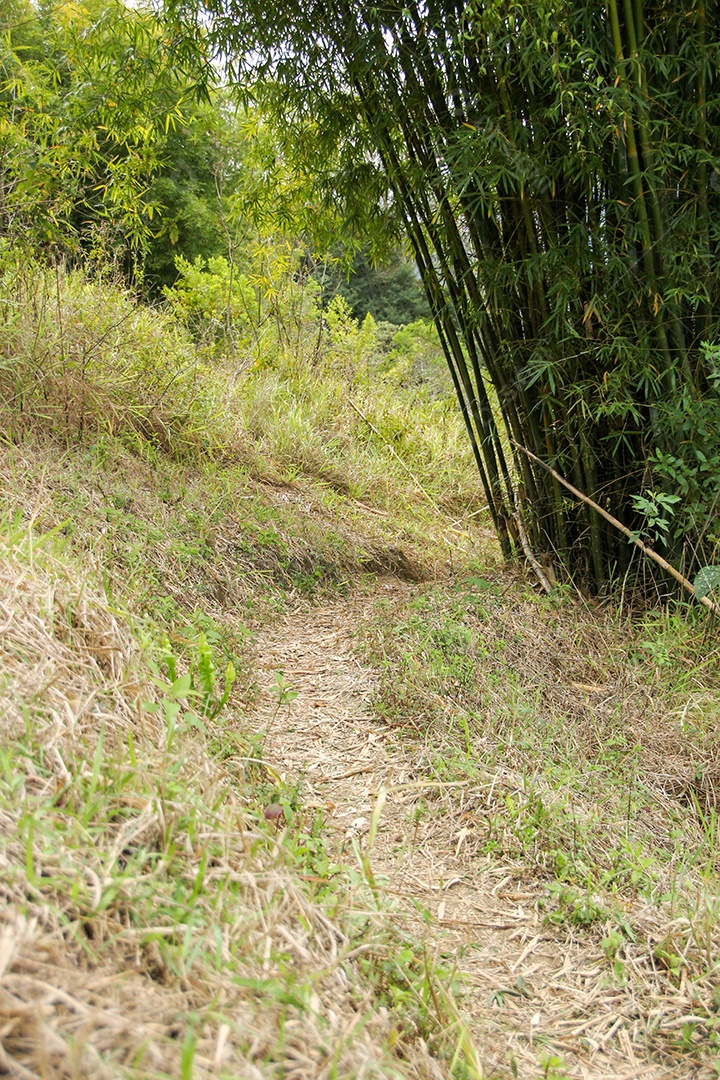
[607,0,673,377]
[696,0,711,344]
[390,112,516,527]
[621,0,690,376]
[324,0,714,591]
[364,107,513,554]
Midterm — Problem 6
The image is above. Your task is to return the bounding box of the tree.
[142,94,245,294]
[320,248,431,327]
[177,0,720,590]
[0,0,211,269]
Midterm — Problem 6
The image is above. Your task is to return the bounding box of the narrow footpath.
[255,580,689,1080]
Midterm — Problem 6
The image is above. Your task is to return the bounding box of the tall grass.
[0,261,228,455]
[0,260,488,532]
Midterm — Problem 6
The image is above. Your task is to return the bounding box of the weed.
[270,669,299,707]
[544,883,607,928]
[538,1054,570,1080]
[488,976,532,1007]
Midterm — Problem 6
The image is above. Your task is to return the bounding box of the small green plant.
[271,670,298,706]
[654,944,684,983]
[629,490,681,544]
[538,1054,569,1080]
[488,976,531,1008]
[195,632,236,719]
[601,927,628,982]
[545,883,606,928]
[148,633,237,748]
[180,1022,198,1080]
[163,254,255,354]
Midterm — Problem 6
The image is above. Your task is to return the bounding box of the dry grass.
[358,580,720,1074]
[0,263,489,543]
[0,436,449,637]
[245,583,720,1078]
[0,266,225,457]
[0,267,492,1075]
[0,522,476,1079]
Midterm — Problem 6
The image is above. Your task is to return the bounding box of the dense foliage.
[319,248,431,326]
[0,0,215,269]
[185,0,720,590]
[1,0,415,312]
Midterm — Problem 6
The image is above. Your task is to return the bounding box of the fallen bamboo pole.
[512,440,720,617]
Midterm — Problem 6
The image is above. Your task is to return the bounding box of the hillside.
[1,268,720,1079]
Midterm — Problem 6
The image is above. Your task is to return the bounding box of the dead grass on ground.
[0,523,470,1079]
[0,434,490,645]
[359,580,720,1074]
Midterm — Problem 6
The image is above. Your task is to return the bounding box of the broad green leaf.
[168,671,193,700]
[693,566,720,602]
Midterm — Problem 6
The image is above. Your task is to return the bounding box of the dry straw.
[0,525,457,1079]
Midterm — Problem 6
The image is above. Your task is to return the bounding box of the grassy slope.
[361,589,720,1074]
[1,267,720,1077]
[0,521,465,1079]
[0,267,492,1079]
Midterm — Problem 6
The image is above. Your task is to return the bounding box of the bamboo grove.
[186,0,720,591]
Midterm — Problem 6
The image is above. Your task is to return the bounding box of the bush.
[649,345,720,569]
[162,254,255,356]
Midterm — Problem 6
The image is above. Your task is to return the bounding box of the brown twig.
[314,763,378,783]
[513,491,553,593]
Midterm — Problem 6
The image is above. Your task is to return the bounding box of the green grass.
[362,580,720,887]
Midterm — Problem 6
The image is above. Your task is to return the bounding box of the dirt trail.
[255,581,674,1080]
